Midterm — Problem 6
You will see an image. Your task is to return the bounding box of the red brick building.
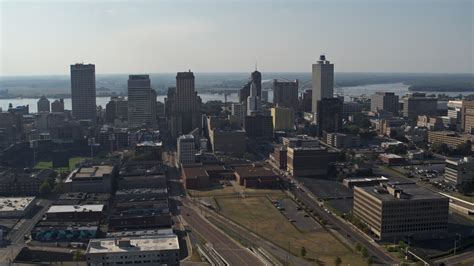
[233,165,281,188]
[181,166,210,189]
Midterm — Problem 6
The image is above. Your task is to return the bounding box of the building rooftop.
[66,165,114,182]
[234,165,278,178]
[356,182,446,201]
[87,235,179,254]
[0,197,35,212]
[182,167,208,179]
[47,204,104,214]
[380,153,404,159]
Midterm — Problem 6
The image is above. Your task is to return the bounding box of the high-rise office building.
[247,82,261,116]
[273,79,299,109]
[70,63,96,121]
[461,100,474,134]
[300,89,312,112]
[402,93,437,120]
[312,55,334,114]
[165,71,202,139]
[244,115,273,140]
[271,106,294,131]
[370,92,399,115]
[316,98,343,136]
[177,135,196,165]
[239,70,262,103]
[51,99,65,113]
[37,95,50,113]
[445,157,474,185]
[127,75,157,128]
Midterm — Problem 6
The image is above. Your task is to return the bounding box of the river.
[0,83,470,113]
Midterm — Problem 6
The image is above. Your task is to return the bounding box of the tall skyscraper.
[70,63,96,121]
[37,95,50,113]
[127,75,157,128]
[273,79,299,109]
[239,69,262,103]
[165,71,202,139]
[247,82,261,115]
[311,55,334,114]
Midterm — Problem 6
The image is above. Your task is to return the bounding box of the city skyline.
[1,0,472,76]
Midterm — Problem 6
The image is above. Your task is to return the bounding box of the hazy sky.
[1,0,472,75]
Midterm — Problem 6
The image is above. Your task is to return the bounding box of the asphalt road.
[0,198,52,263]
[292,187,398,265]
[181,204,264,266]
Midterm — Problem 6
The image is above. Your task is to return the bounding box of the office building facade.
[128,75,157,128]
[461,100,474,134]
[370,92,399,115]
[37,96,50,113]
[316,98,343,136]
[271,106,294,131]
[70,63,96,121]
[353,182,449,240]
[177,135,196,165]
[273,79,299,109]
[402,93,437,120]
[312,55,334,114]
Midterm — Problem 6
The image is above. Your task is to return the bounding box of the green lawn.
[215,196,366,265]
[35,157,89,171]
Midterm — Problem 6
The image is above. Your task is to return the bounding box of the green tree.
[367,256,373,265]
[361,247,368,257]
[457,182,474,195]
[455,141,472,156]
[355,243,362,252]
[300,246,307,257]
[39,180,52,196]
[335,256,342,266]
[431,142,450,155]
[73,250,84,261]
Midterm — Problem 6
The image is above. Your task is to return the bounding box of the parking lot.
[274,198,322,232]
[296,178,353,200]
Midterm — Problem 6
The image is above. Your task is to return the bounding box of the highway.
[181,203,264,266]
[291,185,399,265]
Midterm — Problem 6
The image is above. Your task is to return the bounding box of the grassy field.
[35,157,89,171]
[188,184,286,198]
[215,195,366,265]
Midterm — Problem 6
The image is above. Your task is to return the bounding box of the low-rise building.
[282,135,319,148]
[181,165,210,189]
[416,115,444,131]
[353,182,449,240]
[209,128,246,157]
[64,165,116,193]
[0,197,35,218]
[379,153,406,165]
[233,165,281,188]
[46,204,104,221]
[0,168,54,196]
[325,133,360,148]
[343,177,388,188]
[445,157,474,186]
[407,150,425,160]
[270,145,287,169]
[86,235,180,266]
[286,147,335,177]
[428,131,474,151]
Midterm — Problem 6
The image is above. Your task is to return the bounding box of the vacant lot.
[35,157,89,171]
[188,183,285,198]
[215,196,365,265]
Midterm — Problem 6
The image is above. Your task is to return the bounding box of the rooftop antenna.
[255,60,258,71]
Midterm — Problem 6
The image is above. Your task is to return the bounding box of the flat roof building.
[445,157,474,186]
[0,197,35,218]
[64,165,116,193]
[353,182,449,240]
[86,235,179,266]
[286,147,335,177]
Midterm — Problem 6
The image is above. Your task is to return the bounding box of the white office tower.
[311,55,334,114]
[177,135,196,165]
[127,75,157,128]
[70,63,96,121]
[247,82,261,116]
